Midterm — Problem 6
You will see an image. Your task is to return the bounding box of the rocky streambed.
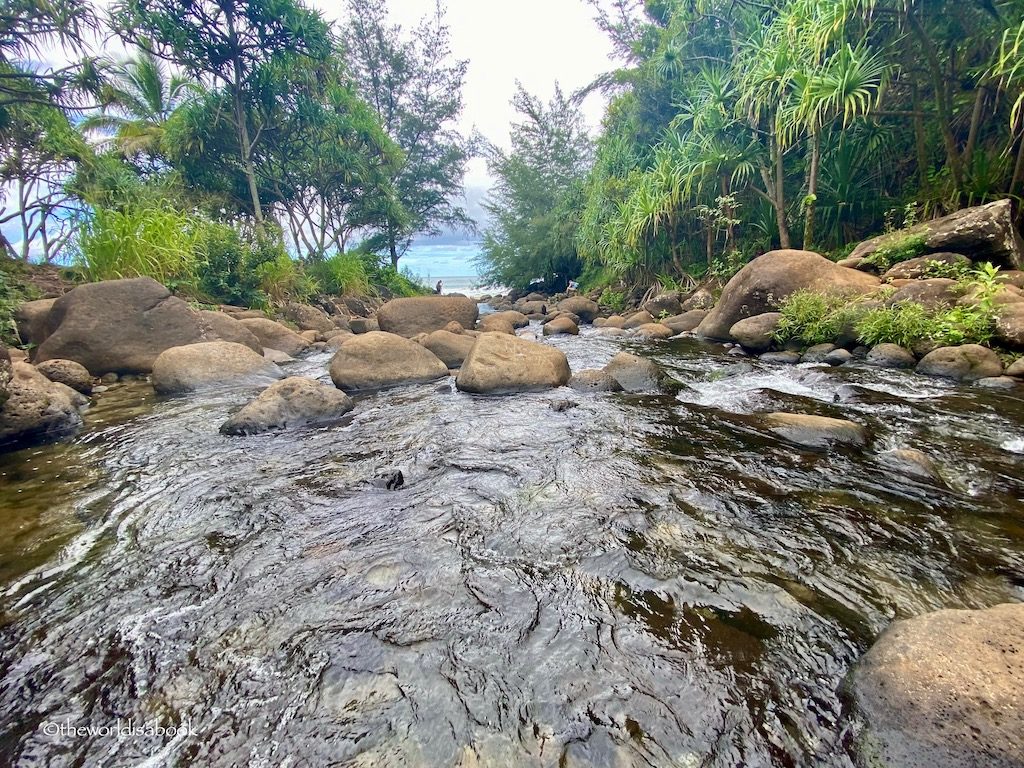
[0,319,1022,767]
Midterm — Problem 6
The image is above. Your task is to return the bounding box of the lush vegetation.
[774,263,1005,348]
[479,0,1024,291]
[0,0,461,310]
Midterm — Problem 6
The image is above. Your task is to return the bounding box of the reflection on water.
[0,330,1022,767]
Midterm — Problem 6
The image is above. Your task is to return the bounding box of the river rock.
[14,297,57,347]
[420,330,476,368]
[0,345,10,408]
[569,370,623,392]
[885,278,959,310]
[916,344,1003,381]
[882,252,971,281]
[1007,358,1024,377]
[995,304,1024,349]
[662,310,708,333]
[237,318,310,357]
[477,314,516,334]
[603,352,668,393]
[681,287,716,311]
[622,310,655,330]
[220,377,354,435]
[729,312,782,352]
[280,302,336,334]
[34,359,93,394]
[800,343,837,363]
[262,348,295,364]
[695,250,879,340]
[543,316,579,336]
[330,331,448,392]
[0,362,84,449]
[603,315,626,328]
[642,292,682,317]
[865,343,916,369]
[516,300,548,316]
[456,333,570,394]
[851,602,1024,768]
[484,310,529,329]
[377,296,479,337]
[879,447,941,480]
[152,341,284,395]
[634,323,674,339]
[557,297,599,322]
[761,412,868,448]
[850,198,1024,269]
[823,348,852,365]
[34,277,236,375]
[349,317,379,334]
[975,375,1018,389]
[196,310,262,353]
[760,351,801,364]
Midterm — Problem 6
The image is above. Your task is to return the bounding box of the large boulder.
[35,359,93,394]
[14,297,57,347]
[694,250,879,341]
[330,331,448,391]
[376,296,479,338]
[603,352,670,393]
[885,278,959,310]
[420,329,476,368]
[556,297,599,323]
[220,377,354,435]
[681,287,716,311]
[34,277,239,375]
[760,412,868,448]
[916,344,1003,381]
[456,333,570,394]
[622,310,655,330]
[729,312,782,352]
[0,362,84,449]
[850,198,1024,270]
[280,302,336,334]
[482,310,529,329]
[516,300,548,316]
[152,341,284,395]
[238,318,310,357]
[852,603,1024,768]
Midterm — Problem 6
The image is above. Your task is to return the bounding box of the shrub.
[78,202,204,289]
[253,250,316,308]
[0,266,39,347]
[374,265,429,298]
[861,233,928,272]
[774,289,863,346]
[855,302,934,348]
[598,288,626,313]
[308,252,370,296]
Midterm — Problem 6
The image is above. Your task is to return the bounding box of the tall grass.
[78,203,204,288]
[308,252,370,296]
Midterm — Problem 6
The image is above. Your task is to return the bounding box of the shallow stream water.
[1,326,1022,767]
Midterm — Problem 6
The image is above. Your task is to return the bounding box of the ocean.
[401,242,502,297]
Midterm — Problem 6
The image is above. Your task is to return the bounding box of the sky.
[316,0,617,189]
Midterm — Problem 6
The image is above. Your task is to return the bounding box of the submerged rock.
[377,295,479,337]
[0,362,84,449]
[695,249,879,340]
[603,352,672,393]
[569,370,623,392]
[761,412,868,448]
[152,341,283,395]
[238,317,311,357]
[852,602,1024,768]
[456,333,570,394]
[220,377,354,435]
[916,344,1003,381]
[879,447,941,481]
[330,331,448,392]
[35,359,93,394]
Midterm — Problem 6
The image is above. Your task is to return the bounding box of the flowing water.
[1,326,1022,767]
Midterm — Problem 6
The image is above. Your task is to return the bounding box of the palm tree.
[83,47,196,159]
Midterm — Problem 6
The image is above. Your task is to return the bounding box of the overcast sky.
[316,0,616,189]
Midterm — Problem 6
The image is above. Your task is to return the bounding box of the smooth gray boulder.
[34,359,93,394]
[377,296,479,338]
[0,362,84,449]
[330,331,448,391]
[916,344,1003,381]
[152,341,283,394]
[238,318,311,357]
[456,333,570,394]
[220,377,354,435]
[729,312,782,352]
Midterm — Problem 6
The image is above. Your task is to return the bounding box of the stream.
[1,325,1022,767]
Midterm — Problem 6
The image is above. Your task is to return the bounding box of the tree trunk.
[389,231,399,269]
[774,137,791,249]
[803,131,820,250]
[912,81,929,188]
[226,10,263,223]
